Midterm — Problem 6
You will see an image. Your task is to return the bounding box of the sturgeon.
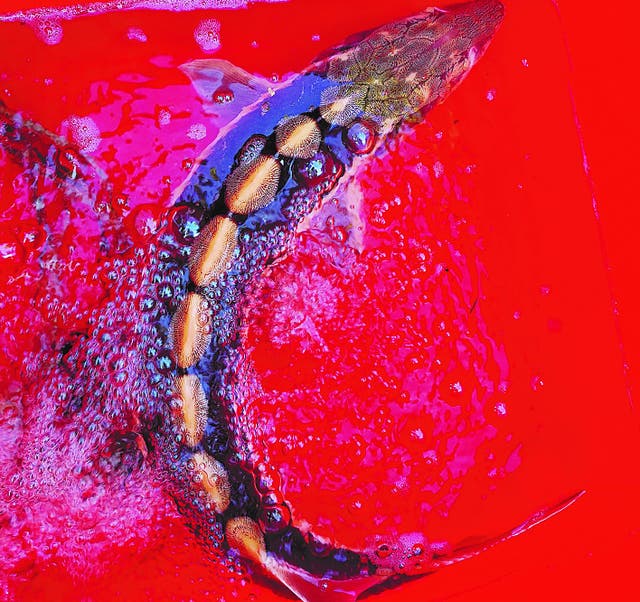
[0,2,585,601]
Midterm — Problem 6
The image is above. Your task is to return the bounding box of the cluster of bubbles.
[63,115,102,153]
[30,18,63,45]
[194,18,221,53]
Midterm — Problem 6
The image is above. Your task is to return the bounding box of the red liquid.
[0,1,638,600]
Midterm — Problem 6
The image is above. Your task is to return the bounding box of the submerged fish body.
[1,2,584,601]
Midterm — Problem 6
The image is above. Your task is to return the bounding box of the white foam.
[194,18,221,53]
[0,0,288,24]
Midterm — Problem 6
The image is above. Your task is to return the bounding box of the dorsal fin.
[180,58,271,126]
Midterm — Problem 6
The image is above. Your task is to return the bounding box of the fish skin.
[1,3,585,601]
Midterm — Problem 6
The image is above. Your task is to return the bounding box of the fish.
[0,1,584,600]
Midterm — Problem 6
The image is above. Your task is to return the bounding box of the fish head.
[314,0,504,130]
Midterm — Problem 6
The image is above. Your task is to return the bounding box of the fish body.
[153,1,532,599]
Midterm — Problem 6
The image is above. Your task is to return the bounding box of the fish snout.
[403,0,504,110]
[446,0,505,63]
[316,0,504,127]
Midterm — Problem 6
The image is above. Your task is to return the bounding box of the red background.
[1,0,638,600]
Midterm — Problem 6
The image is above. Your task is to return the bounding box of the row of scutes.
[164,105,378,568]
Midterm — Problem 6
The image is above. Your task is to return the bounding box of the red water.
[0,1,638,601]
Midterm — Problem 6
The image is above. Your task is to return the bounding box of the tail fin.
[430,490,586,568]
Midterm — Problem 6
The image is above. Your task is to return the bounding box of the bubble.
[138,296,156,313]
[131,205,160,237]
[127,27,147,43]
[32,19,63,46]
[0,233,20,266]
[343,120,376,155]
[170,204,204,245]
[450,381,463,394]
[20,220,45,252]
[376,544,392,558]
[329,225,347,244]
[194,19,221,53]
[410,428,424,440]
[156,281,174,301]
[64,116,101,152]
[188,123,207,141]
[236,135,267,166]
[292,147,343,189]
[494,402,507,416]
[258,502,291,534]
[213,86,234,104]
[155,106,172,127]
[531,375,544,392]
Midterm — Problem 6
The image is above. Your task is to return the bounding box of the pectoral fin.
[180,58,272,125]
